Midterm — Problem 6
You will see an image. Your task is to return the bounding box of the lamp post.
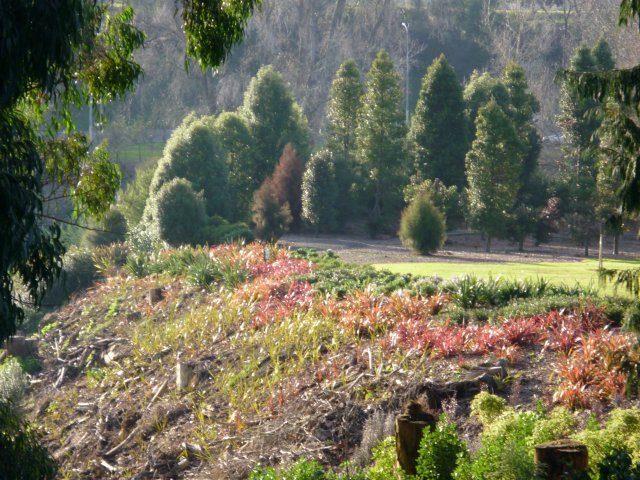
[401,22,409,125]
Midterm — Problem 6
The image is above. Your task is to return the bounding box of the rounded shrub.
[624,301,640,335]
[81,207,127,248]
[251,178,292,241]
[301,149,338,232]
[416,415,469,480]
[399,193,446,255]
[147,178,207,246]
[44,247,99,305]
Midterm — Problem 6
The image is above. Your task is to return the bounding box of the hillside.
[23,243,640,478]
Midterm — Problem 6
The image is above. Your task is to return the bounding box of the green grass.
[373,258,640,297]
[110,142,164,165]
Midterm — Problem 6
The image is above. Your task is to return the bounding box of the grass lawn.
[111,142,164,165]
[373,258,640,297]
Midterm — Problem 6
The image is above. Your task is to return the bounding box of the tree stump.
[149,287,164,305]
[176,362,193,392]
[395,406,436,475]
[534,439,588,479]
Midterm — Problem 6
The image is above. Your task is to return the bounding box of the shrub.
[301,150,339,232]
[149,115,231,218]
[624,301,640,335]
[44,247,99,305]
[529,407,577,447]
[0,358,29,407]
[598,450,640,479]
[465,410,537,480]
[470,392,509,426]
[252,178,293,241]
[367,436,409,480]
[416,414,469,480]
[81,207,128,248]
[351,410,395,468]
[399,193,446,255]
[201,222,254,245]
[0,402,57,479]
[404,176,465,228]
[146,178,207,246]
[118,161,156,227]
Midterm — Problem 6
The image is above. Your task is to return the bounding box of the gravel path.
[281,231,640,265]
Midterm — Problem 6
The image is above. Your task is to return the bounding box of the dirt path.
[281,231,640,265]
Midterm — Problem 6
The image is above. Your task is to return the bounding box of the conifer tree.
[301,150,339,233]
[271,144,304,229]
[239,65,310,184]
[502,62,544,250]
[148,115,231,220]
[356,49,407,236]
[213,112,257,221]
[463,71,510,144]
[409,54,467,188]
[327,59,364,161]
[466,102,523,252]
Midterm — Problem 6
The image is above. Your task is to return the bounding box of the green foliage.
[470,392,508,426]
[118,161,156,227]
[356,49,408,237]
[44,247,99,306]
[0,357,29,407]
[201,222,254,245]
[81,208,127,248]
[409,54,467,188]
[404,176,464,229]
[465,101,523,251]
[529,408,578,447]
[0,401,57,479]
[213,112,257,221]
[465,410,538,480]
[302,150,339,232]
[327,59,364,162]
[463,70,510,143]
[149,115,231,219]
[598,450,640,479]
[240,65,311,180]
[416,415,469,480]
[574,409,640,469]
[147,178,208,246]
[366,436,408,480]
[252,178,292,241]
[398,193,446,255]
[181,0,260,69]
[624,301,640,335]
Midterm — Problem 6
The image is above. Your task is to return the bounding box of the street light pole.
[401,22,409,125]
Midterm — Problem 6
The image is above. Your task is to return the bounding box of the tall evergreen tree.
[591,38,615,71]
[466,102,524,252]
[409,54,467,188]
[463,70,510,145]
[502,62,544,250]
[327,59,364,161]
[212,112,257,221]
[327,59,364,225]
[356,49,408,236]
[302,150,339,233]
[239,65,310,184]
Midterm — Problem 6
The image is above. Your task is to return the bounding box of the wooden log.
[395,413,436,475]
[534,439,588,479]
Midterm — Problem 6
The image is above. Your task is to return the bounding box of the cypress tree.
[301,150,339,233]
[409,54,467,188]
[356,49,408,237]
[239,65,310,184]
[466,102,524,252]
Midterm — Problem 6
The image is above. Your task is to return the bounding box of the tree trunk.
[518,237,524,252]
[395,414,436,475]
[614,232,620,255]
[534,439,588,479]
[486,235,491,253]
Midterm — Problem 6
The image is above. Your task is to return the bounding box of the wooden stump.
[535,439,588,479]
[149,287,164,305]
[395,413,436,475]
[176,362,193,392]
